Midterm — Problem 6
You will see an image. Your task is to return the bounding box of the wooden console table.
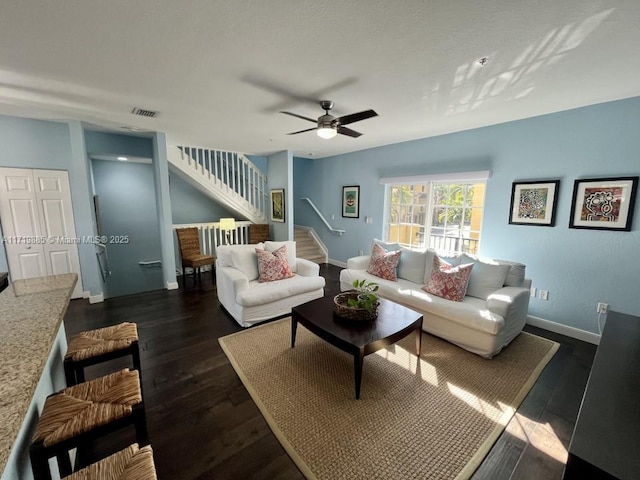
[564,310,640,479]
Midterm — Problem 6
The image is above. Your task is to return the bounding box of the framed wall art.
[569,176,638,231]
[509,180,560,226]
[342,185,360,218]
[270,188,285,222]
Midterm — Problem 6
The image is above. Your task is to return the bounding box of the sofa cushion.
[422,249,437,283]
[256,245,294,282]
[217,243,263,270]
[264,241,297,272]
[460,253,511,300]
[372,238,400,252]
[495,259,526,287]
[397,247,428,284]
[367,243,402,281]
[237,275,326,307]
[230,246,263,281]
[423,256,474,302]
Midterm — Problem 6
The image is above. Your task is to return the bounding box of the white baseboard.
[166,281,179,290]
[527,315,600,345]
[88,293,104,304]
[82,291,90,299]
[329,258,347,268]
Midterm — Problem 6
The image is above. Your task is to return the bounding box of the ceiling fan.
[280,101,378,139]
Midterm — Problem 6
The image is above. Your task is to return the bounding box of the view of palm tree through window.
[386,182,485,254]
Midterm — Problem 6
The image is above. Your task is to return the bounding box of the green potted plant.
[333,279,380,320]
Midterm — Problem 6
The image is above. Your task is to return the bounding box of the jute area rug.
[219,318,558,480]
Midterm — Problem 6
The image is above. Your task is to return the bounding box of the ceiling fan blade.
[286,127,317,135]
[280,111,317,123]
[336,109,378,126]
[337,126,362,138]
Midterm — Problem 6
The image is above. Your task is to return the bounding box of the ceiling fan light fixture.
[317,127,337,139]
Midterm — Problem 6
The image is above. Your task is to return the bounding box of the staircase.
[167,145,268,224]
[295,227,327,264]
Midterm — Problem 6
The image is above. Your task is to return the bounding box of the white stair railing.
[172,221,252,274]
[168,146,269,224]
[301,197,345,235]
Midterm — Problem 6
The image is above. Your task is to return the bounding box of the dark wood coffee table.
[291,296,423,399]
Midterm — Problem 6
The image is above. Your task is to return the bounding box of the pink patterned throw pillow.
[366,243,402,281]
[256,245,294,282]
[422,256,474,302]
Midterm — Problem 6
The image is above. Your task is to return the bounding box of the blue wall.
[169,172,236,224]
[0,116,102,295]
[85,131,154,158]
[268,150,294,240]
[247,154,268,174]
[294,97,640,334]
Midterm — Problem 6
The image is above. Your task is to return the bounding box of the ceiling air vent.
[131,107,158,118]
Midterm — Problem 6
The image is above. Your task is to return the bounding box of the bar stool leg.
[30,442,52,480]
[57,452,72,477]
[133,405,149,446]
[131,341,142,373]
[63,358,76,387]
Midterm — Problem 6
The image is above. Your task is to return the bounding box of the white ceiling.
[1,0,639,159]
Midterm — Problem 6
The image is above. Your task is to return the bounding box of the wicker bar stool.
[30,369,148,480]
[61,443,157,480]
[64,322,141,386]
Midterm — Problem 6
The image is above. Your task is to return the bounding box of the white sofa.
[216,241,326,327]
[340,246,531,358]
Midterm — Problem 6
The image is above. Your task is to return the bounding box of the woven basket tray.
[333,292,379,321]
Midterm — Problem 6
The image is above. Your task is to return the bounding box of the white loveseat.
[216,241,326,327]
[340,246,531,358]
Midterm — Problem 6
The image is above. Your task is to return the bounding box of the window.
[385,180,486,254]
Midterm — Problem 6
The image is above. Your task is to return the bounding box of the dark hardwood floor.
[63,265,596,479]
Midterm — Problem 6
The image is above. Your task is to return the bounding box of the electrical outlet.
[597,302,608,314]
[365,217,373,224]
[358,250,364,256]
[530,287,537,298]
[540,290,549,301]
[331,214,335,220]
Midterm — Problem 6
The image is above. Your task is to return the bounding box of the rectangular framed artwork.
[509,180,560,226]
[569,177,638,231]
[270,188,285,223]
[342,185,360,218]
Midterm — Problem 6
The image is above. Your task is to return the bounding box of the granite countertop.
[0,273,77,473]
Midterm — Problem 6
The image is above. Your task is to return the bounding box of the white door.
[0,167,83,298]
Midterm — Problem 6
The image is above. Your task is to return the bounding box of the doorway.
[92,159,163,298]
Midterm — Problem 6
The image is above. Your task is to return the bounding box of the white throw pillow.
[397,247,427,284]
[422,249,437,284]
[460,253,510,300]
[216,243,263,268]
[495,259,527,287]
[264,241,297,272]
[372,238,400,252]
[230,247,263,281]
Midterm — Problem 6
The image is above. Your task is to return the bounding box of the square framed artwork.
[569,177,638,231]
[342,185,360,218]
[270,188,285,222]
[509,180,560,226]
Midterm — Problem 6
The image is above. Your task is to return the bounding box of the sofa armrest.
[347,255,371,270]
[486,287,530,325]
[216,266,249,296]
[296,258,320,277]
